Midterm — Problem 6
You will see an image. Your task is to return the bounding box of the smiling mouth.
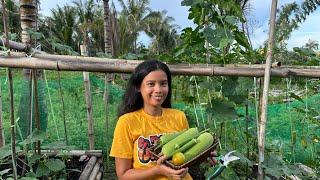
[153,96,163,100]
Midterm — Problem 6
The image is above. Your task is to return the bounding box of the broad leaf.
[45,159,66,172]
[28,154,42,165]
[36,163,51,177]
[206,98,238,122]
[234,31,251,49]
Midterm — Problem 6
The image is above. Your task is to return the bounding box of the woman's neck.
[143,106,162,116]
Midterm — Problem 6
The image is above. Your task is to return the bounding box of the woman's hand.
[207,150,219,166]
[156,156,189,180]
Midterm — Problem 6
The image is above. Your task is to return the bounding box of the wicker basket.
[148,137,220,170]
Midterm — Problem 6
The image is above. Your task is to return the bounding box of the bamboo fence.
[0,53,320,77]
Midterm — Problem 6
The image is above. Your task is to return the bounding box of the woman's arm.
[115,156,188,180]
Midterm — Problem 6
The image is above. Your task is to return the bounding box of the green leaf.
[0,168,11,176]
[206,98,238,122]
[289,92,304,103]
[20,177,38,180]
[0,145,13,159]
[36,163,51,177]
[219,37,234,49]
[28,154,42,165]
[25,171,37,178]
[224,16,237,24]
[45,159,66,172]
[181,0,204,6]
[203,27,219,47]
[234,31,251,49]
[20,130,46,146]
[0,145,21,159]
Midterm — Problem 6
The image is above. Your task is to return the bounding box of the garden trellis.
[1,0,320,179]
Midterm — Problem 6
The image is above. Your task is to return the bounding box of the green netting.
[17,71,48,139]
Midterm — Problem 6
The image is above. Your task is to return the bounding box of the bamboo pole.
[258,0,277,179]
[0,78,3,147]
[78,156,97,180]
[32,69,40,154]
[40,150,103,157]
[1,0,17,179]
[1,56,320,77]
[95,171,102,180]
[104,73,111,168]
[88,158,102,180]
[57,71,68,145]
[81,45,95,150]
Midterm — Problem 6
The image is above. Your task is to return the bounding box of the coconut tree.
[305,39,319,51]
[49,5,78,50]
[0,0,20,36]
[73,0,97,50]
[117,0,153,53]
[144,10,179,54]
[102,0,112,55]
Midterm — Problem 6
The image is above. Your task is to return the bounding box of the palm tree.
[73,0,97,49]
[0,0,20,36]
[117,0,153,53]
[49,5,78,50]
[144,10,179,54]
[305,39,319,50]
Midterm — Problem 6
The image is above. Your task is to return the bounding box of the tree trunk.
[103,0,112,55]
[20,0,37,44]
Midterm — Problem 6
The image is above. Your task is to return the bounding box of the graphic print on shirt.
[137,135,161,164]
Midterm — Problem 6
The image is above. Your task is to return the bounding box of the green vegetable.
[154,131,185,151]
[183,132,214,162]
[161,127,200,159]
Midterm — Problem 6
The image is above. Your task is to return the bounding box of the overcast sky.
[39,0,320,50]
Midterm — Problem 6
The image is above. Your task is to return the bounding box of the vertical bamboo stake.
[0,77,3,147]
[103,73,111,168]
[258,0,277,179]
[33,70,40,154]
[81,45,95,150]
[1,0,17,179]
[57,71,68,145]
[0,0,8,148]
[103,0,113,168]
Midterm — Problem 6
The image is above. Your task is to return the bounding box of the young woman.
[110,60,192,180]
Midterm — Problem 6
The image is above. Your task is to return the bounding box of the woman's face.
[139,70,169,109]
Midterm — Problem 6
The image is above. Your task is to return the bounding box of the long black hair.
[118,60,172,117]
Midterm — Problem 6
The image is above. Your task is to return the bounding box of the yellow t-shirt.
[110,108,193,180]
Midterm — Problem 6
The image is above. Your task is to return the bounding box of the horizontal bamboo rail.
[40,150,103,157]
[1,53,320,77]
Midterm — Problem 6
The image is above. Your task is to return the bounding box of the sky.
[39,0,320,50]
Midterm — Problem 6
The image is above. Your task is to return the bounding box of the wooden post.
[258,0,277,179]
[0,77,3,147]
[81,45,95,150]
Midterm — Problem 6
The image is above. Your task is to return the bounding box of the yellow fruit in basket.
[172,152,185,165]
